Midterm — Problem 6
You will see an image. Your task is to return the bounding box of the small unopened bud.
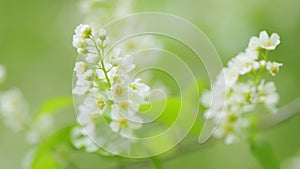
[98,28,107,41]
[77,48,88,54]
[81,25,92,35]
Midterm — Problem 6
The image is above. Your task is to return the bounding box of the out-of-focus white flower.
[223,68,239,87]
[257,80,279,112]
[214,113,249,144]
[98,28,107,41]
[25,114,54,144]
[108,48,125,66]
[0,88,29,131]
[200,90,211,108]
[0,64,6,84]
[259,31,280,50]
[71,127,99,152]
[266,61,283,76]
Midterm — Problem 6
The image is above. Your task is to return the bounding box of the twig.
[260,97,300,129]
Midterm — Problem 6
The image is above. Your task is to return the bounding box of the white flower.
[109,84,128,101]
[71,127,99,152]
[108,48,125,66]
[83,69,95,80]
[77,48,88,54]
[247,36,260,52]
[266,61,283,76]
[0,64,6,84]
[259,31,280,50]
[0,88,29,131]
[252,61,260,71]
[257,80,279,112]
[86,53,99,64]
[77,96,101,137]
[25,114,54,144]
[200,90,211,108]
[113,101,139,116]
[116,56,136,74]
[72,35,87,48]
[223,68,239,87]
[73,79,92,96]
[228,52,257,75]
[74,62,87,75]
[128,79,150,104]
[98,28,107,41]
[109,107,142,137]
[214,112,249,144]
[76,24,91,35]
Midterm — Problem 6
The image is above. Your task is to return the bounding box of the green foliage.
[31,126,74,169]
[33,96,73,119]
[250,138,280,169]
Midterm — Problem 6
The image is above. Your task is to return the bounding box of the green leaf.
[151,157,163,169]
[31,126,74,169]
[33,96,72,119]
[250,138,280,169]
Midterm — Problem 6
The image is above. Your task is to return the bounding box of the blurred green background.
[0,0,300,168]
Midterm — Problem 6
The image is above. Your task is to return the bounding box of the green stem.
[260,97,300,129]
[263,50,269,61]
[90,35,111,87]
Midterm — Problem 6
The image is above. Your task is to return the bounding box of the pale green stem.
[260,97,300,129]
[90,35,111,87]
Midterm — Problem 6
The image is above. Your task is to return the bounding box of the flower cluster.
[0,64,54,144]
[0,88,29,132]
[79,0,134,27]
[201,31,282,144]
[72,24,151,152]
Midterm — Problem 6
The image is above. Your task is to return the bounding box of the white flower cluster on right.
[71,24,151,153]
[201,31,282,144]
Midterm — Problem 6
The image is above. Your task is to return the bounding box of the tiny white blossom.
[74,62,87,75]
[25,114,54,144]
[266,61,283,76]
[247,36,260,52]
[260,60,266,68]
[109,107,142,137]
[108,48,125,66]
[223,68,239,87]
[128,79,151,104]
[71,127,99,152]
[73,79,92,96]
[200,90,211,108]
[0,88,29,131]
[257,80,279,112]
[72,35,87,48]
[259,31,280,50]
[86,54,99,64]
[98,28,107,41]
